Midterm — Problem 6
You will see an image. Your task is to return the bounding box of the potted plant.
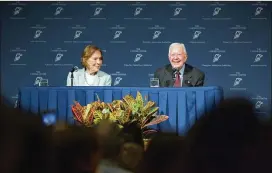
[71,91,169,148]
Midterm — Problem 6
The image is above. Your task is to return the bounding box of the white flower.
[102,109,110,114]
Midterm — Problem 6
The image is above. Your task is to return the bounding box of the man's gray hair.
[168,43,187,55]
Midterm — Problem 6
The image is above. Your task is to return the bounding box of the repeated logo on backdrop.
[64,25,92,44]
[124,2,152,20]
[169,2,187,20]
[45,48,73,67]
[90,2,107,20]
[250,48,268,67]
[202,2,231,21]
[44,2,72,20]
[251,1,268,20]
[10,1,27,20]
[189,25,206,44]
[1,1,271,115]
[124,48,152,67]
[251,95,269,115]
[143,25,171,44]
[223,25,253,44]
[30,25,47,43]
[229,72,247,91]
[29,71,48,86]
[10,48,27,66]
[202,48,231,68]
[111,71,127,86]
[12,94,19,108]
[110,25,126,44]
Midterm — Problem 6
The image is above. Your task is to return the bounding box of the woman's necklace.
[84,72,93,86]
[84,70,99,86]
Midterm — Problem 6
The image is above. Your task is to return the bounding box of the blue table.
[18,86,223,135]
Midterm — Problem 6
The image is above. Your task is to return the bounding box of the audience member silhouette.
[1,96,271,173]
[184,98,263,173]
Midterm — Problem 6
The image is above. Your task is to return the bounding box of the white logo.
[213,54,221,63]
[73,66,79,72]
[153,31,161,39]
[134,7,142,16]
[255,7,263,16]
[113,31,122,39]
[55,53,63,62]
[14,100,18,108]
[13,7,22,15]
[255,101,263,109]
[174,8,182,16]
[193,31,201,39]
[233,77,242,86]
[74,30,82,39]
[34,77,48,86]
[34,77,43,85]
[13,94,19,108]
[14,53,23,62]
[213,7,221,16]
[233,31,242,39]
[94,7,103,16]
[134,54,143,62]
[114,77,122,86]
[34,30,42,39]
[54,7,63,16]
[254,54,263,62]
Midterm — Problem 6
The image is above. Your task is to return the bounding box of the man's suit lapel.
[163,64,174,87]
[182,64,193,87]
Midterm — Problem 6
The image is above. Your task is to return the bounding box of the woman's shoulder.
[98,70,111,77]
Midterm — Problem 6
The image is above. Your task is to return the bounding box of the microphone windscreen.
[74,66,79,72]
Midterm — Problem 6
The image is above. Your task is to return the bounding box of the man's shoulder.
[186,64,205,76]
[155,64,171,73]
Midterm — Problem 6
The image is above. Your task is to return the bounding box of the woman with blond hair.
[66,45,111,86]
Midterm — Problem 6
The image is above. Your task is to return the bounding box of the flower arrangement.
[71,91,168,137]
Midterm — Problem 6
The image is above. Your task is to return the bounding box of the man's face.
[168,46,187,69]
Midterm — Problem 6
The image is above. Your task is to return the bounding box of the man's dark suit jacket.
[154,64,205,87]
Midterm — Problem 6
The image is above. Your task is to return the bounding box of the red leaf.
[143,129,157,135]
[142,115,169,128]
[88,109,95,124]
[72,105,83,123]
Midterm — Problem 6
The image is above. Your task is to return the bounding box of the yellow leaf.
[136,91,144,108]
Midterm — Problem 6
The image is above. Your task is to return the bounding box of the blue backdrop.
[0,1,271,118]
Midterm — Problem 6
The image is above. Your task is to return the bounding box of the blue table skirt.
[18,86,224,135]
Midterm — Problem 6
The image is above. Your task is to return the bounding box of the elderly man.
[154,43,205,87]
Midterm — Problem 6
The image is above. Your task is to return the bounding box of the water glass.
[39,79,49,87]
[150,78,160,87]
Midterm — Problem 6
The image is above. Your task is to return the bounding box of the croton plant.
[71,91,168,137]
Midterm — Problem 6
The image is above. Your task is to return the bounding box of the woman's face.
[86,50,103,73]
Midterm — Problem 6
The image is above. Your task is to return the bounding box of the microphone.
[70,66,79,73]
[70,66,79,87]
[172,68,179,80]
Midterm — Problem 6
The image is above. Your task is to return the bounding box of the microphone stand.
[71,72,74,87]
[70,67,77,87]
